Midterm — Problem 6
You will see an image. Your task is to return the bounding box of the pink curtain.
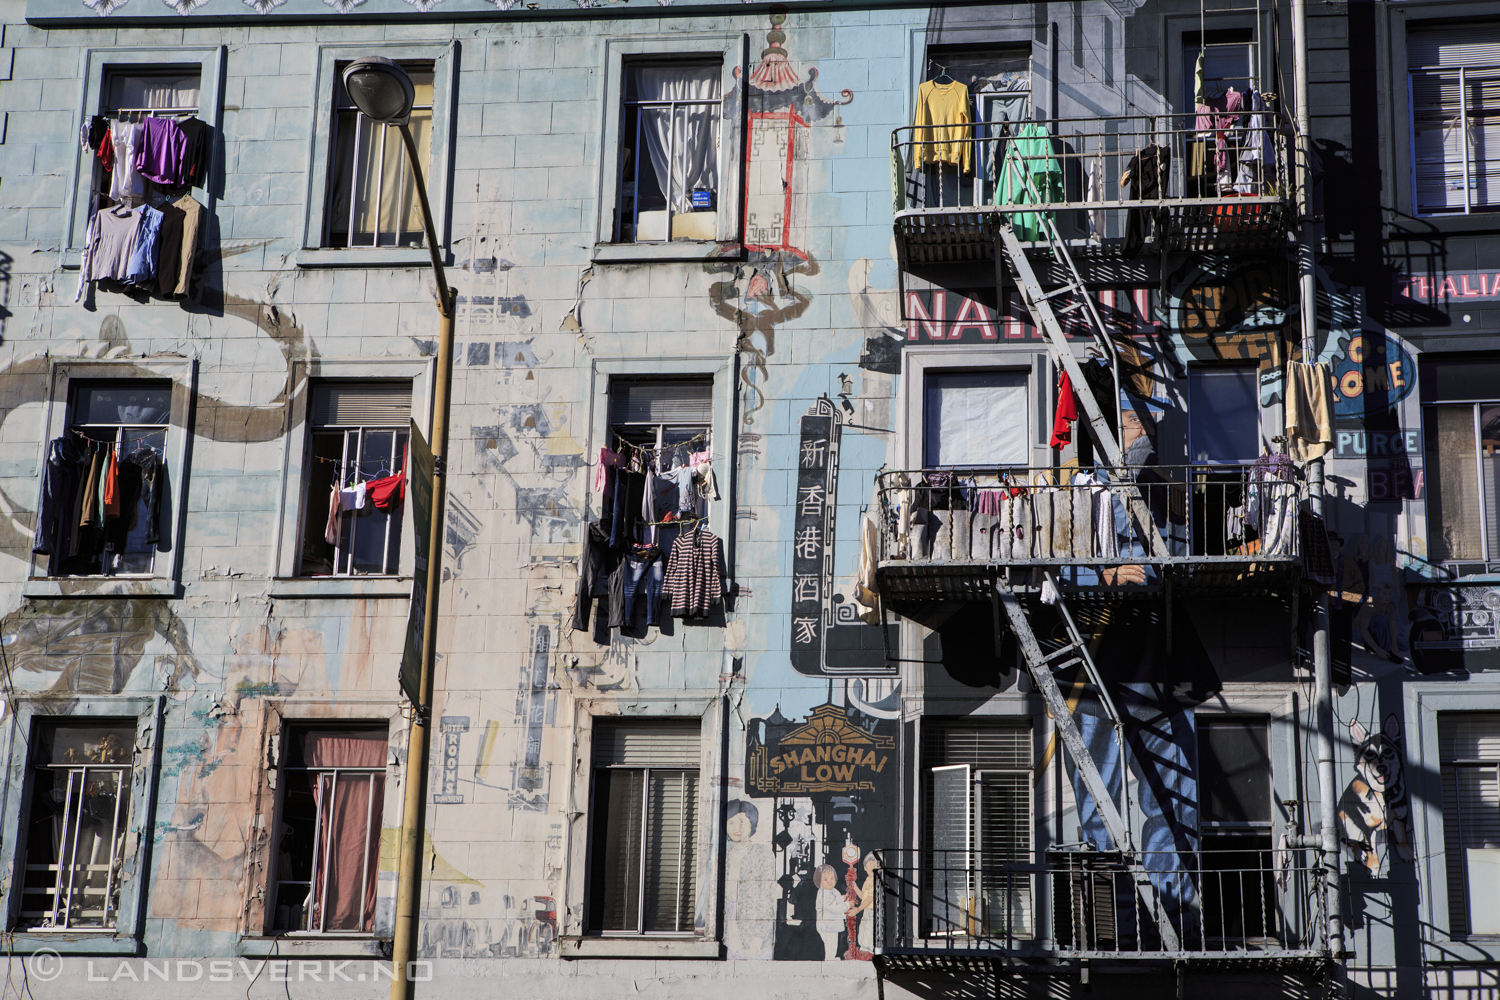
[303,731,386,932]
[302,732,386,768]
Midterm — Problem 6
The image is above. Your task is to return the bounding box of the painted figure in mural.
[846,852,880,959]
[724,799,776,960]
[841,838,866,960]
[1356,581,1405,665]
[813,863,848,961]
[1338,715,1415,875]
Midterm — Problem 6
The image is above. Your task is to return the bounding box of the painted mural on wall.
[742,702,895,961]
[789,398,889,678]
[1407,584,1500,674]
[707,10,852,427]
[1338,714,1414,877]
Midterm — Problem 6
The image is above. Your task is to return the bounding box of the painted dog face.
[1350,716,1402,793]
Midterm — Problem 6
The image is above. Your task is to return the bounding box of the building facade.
[0,0,1496,997]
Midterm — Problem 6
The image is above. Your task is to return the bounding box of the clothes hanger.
[930,61,954,85]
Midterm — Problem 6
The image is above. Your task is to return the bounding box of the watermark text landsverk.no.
[22,950,431,985]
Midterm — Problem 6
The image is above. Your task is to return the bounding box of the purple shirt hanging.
[134,117,189,187]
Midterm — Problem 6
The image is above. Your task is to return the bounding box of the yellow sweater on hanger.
[914,80,973,171]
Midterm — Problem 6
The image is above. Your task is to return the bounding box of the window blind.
[923,371,1029,468]
[643,770,698,933]
[1407,24,1500,68]
[310,382,413,428]
[609,380,713,426]
[593,720,701,768]
[928,722,1034,770]
[1408,23,1500,214]
[1440,713,1500,935]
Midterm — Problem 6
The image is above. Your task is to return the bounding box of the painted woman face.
[726,813,753,844]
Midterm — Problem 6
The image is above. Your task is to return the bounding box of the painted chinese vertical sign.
[790,401,838,675]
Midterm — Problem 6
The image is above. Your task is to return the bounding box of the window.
[1440,713,1500,936]
[1409,23,1500,216]
[325,62,433,249]
[923,370,1029,468]
[38,382,171,578]
[924,722,1033,938]
[1182,30,1255,116]
[300,381,412,577]
[269,725,387,935]
[18,721,135,931]
[586,721,700,935]
[1189,367,1260,464]
[1424,358,1500,565]
[608,378,713,518]
[912,47,1030,209]
[89,67,204,206]
[1196,717,1277,944]
[614,62,722,243]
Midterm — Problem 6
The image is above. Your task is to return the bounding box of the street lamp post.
[341,56,455,1000]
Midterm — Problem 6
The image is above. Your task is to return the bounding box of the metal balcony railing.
[876,465,1301,566]
[872,465,1301,600]
[890,114,1293,263]
[873,847,1329,964]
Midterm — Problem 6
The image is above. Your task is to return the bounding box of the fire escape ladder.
[993,571,1183,952]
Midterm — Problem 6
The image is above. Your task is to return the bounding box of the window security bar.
[23,766,129,931]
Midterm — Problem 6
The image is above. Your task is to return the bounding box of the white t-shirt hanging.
[339,481,367,511]
[110,121,144,203]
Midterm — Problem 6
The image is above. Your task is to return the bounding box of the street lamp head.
[342,56,415,127]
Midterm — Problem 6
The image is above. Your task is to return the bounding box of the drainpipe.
[1290,0,1344,962]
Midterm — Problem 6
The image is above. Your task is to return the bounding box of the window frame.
[900,347,1048,470]
[1164,13,1276,120]
[1408,682,1500,958]
[584,735,701,936]
[589,358,736,552]
[1405,21,1500,218]
[323,61,436,251]
[299,42,457,268]
[1387,6,1500,233]
[921,722,1036,941]
[1422,398,1500,567]
[921,368,1033,471]
[245,701,402,947]
[1187,364,1264,467]
[265,721,392,938]
[62,46,226,267]
[26,359,196,598]
[614,60,726,247]
[0,697,163,953]
[594,34,747,264]
[561,702,724,959]
[270,359,433,598]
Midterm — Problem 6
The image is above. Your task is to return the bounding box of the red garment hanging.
[97,126,115,173]
[1050,371,1078,449]
[102,448,120,517]
[366,472,405,511]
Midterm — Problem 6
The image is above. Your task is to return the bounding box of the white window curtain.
[105,72,201,112]
[632,66,721,214]
[924,371,1029,468]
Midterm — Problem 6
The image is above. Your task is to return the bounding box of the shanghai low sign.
[746,703,895,796]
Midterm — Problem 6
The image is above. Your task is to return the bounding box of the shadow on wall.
[885,969,1325,1000]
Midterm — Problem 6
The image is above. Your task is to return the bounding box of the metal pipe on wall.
[1290,0,1344,962]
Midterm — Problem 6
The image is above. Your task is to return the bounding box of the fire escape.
[871,108,1337,981]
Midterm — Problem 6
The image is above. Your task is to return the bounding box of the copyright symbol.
[26,949,61,982]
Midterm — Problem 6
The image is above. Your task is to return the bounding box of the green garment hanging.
[996,123,1063,241]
